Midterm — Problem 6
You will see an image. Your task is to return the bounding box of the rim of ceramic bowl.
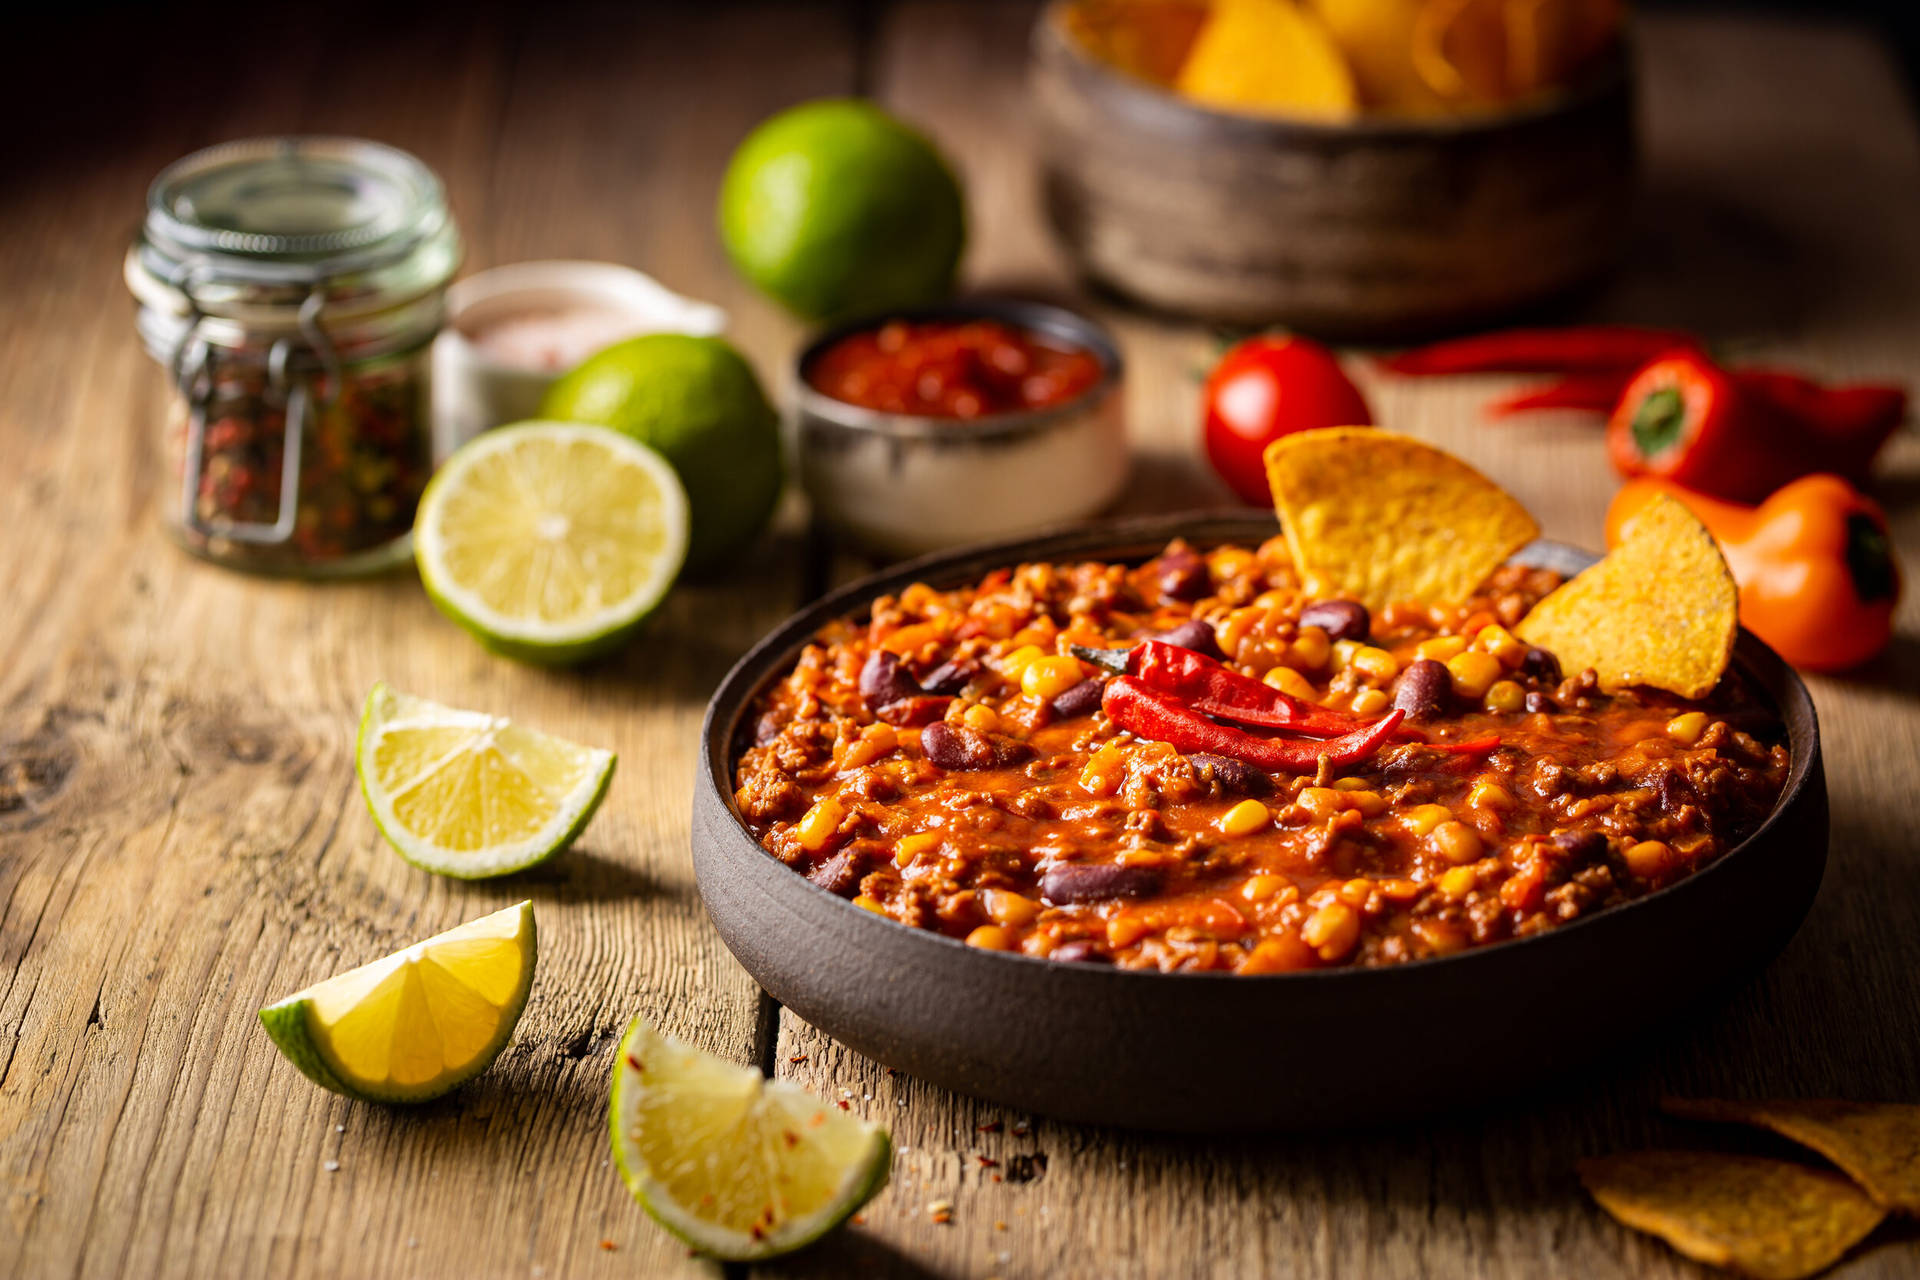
[792,297,1125,442]
[1031,0,1635,147]
[701,510,1820,985]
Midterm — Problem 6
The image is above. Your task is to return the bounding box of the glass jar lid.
[127,136,461,329]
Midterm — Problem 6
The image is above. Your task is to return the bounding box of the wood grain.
[1,4,1917,1279]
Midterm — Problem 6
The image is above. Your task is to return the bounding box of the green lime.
[356,682,615,879]
[719,98,966,321]
[414,421,690,664]
[609,1016,891,1260]
[539,335,782,571]
[259,901,536,1103]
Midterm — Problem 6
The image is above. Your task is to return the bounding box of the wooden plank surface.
[1,3,1917,1279]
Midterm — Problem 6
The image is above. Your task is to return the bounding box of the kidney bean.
[1299,599,1370,643]
[878,695,954,727]
[1656,769,1701,819]
[1154,546,1211,603]
[1039,861,1164,905]
[1520,646,1563,684]
[1049,678,1106,719]
[860,649,922,709]
[1549,830,1608,862]
[1049,939,1110,964]
[807,849,865,896]
[1392,659,1453,720]
[1149,618,1224,661]
[1189,751,1273,796]
[921,720,1031,771]
[919,658,979,696]
[1524,691,1557,715]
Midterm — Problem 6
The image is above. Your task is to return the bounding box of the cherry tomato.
[1202,336,1373,504]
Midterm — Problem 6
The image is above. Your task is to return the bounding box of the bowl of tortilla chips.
[1030,0,1637,335]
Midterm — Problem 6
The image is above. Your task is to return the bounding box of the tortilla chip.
[1579,1150,1886,1280]
[1263,427,1540,612]
[1664,1099,1920,1215]
[1514,492,1736,698]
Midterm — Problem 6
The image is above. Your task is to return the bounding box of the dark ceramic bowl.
[693,514,1826,1132]
[791,299,1127,557]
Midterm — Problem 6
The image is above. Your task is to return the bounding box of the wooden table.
[4,4,1918,1276]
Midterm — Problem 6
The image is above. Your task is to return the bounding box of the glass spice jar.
[125,137,462,576]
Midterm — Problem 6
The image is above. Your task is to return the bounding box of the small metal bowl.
[792,299,1127,558]
[694,513,1828,1132]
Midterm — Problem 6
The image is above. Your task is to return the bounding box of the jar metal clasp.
[173,287,341,547]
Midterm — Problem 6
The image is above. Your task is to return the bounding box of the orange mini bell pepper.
[1606,475,1901,671]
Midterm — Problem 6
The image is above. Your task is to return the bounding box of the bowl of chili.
[693,512,1826,1132]
[792,298,1126,557]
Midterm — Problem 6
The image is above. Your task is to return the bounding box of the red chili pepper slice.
[1101,677,1404,775]
[1423,735,1501,756]
[1382,326,1700,377]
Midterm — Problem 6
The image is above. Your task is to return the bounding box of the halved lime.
[609,1017,891,1260]
[259,901,536,1103]
[357,682,614,879]
[414,421,690,665]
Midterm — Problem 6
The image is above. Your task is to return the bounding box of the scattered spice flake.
[995,1220,1008,1231]
[836,1100,851,1111]
[852,1214,867,1227]
[977,1156,1000,1169]
[977,1121,1003,1134]
[1011,1122,1031,1137]
[322,1161,340,1173]
[625,1055,644,1073]
[887,1068,898,1077]
[789,1055,808,1064]
[1005,1153,1049,1185]
[598,1240,617,1252]
[992,1174,1003,1183]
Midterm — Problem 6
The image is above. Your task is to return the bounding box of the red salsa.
[807,319,1104,419]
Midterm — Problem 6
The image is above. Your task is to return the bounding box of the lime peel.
[609,1016,891,1260]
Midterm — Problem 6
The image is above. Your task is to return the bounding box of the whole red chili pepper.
[1383,326,1700,377]
[1101,677,1405,774]
[1487,371,1633,419]
[1608,351,1904,500]
[1073,640,1383,739]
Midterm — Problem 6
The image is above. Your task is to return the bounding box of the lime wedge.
[414,421,690,665]
[609,1017,891,1260]
[259,901,536,1103]
[357,682,614,879]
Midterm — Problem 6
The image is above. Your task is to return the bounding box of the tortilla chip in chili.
[1515,492,1736,698]
[1578,1150,1885,1280]
[1263,427,1540,611]
[1664,1098,1920,1216]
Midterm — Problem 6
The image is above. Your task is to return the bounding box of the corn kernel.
[1296,786,1345,822]
[1343,789,1388,817]
[1666,711,1709,746]
[1417,635,1470,662]
[1289,625,1331,671]
[1264,665,1320,702]
[1438,866,1479,900]
[794,796,845,852]
[1429,820,1484,865]
[1218,606,1264,655]
[962,702,1000,732]
[881,622,940,655]
[1301,902,1360,959]
[982,888,1041,927]
[1350,646,1399,684]
[1402,803,1454,837]
[853,895,887,915]
[1446,650,1504,700]
[996,644,1048,679]
[1350,688,1390,716]
[1219,798,1273,837]
[1332,638,1362,670]
[965,925,1017,951]
[1467,781,1515,811]
[1240,873,1288,903]
[1106,914,1151,949]
[894,831,942,866]
[1020,654,1085,700]
[1080,745,1126,796]
[840,722,897,771]
[1333,776,1370,790]
[1624,839,1673,878]
[1474,624,1529,667]
[1483,680,1526,713]
[1337,878,1373,907]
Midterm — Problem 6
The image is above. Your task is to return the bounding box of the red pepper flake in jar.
[806,319,1104,418]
